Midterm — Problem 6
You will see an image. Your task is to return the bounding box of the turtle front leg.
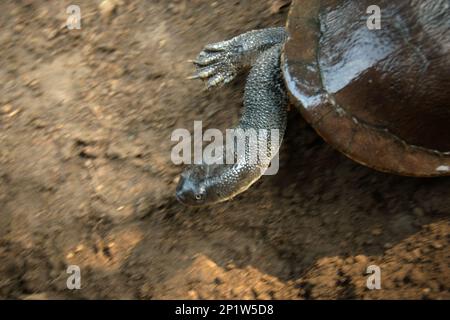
[189,27,287,88]
[177,43,288,206]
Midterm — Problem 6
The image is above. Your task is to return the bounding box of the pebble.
[99,0,120,19]
[81,145,101,158]
[354,254,369,265]
[22,293,50,300]
[412,248,422,259]
[408,268,426,284]
[13,24,24,33]
[371,228,382,236]
[413,207,425,217]
[187,290,199,299]
[139,283,153,299]
[384,242,393,249]
[431,242,443,249]
[1,104,12,113]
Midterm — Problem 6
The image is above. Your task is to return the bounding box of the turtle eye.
[194,188,207,201]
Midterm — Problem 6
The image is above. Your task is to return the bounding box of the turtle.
[176,0,450,206]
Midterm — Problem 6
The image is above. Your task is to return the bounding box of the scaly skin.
[176,28,288,206]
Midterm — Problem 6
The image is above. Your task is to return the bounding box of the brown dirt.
[0,0,448,300]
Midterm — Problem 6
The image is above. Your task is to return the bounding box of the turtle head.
[176,164,224,206]
[176,162,263,206]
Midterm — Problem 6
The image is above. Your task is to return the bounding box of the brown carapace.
[282,0,450,176]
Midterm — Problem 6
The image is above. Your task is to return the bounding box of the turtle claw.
[190,41,241,88]
[186,74,200,80]
[204,40,229,52]
[222,73,235,85]
[198,64,221,78]
[193,53,221,66]
[207,74,225,88]
[207,72,237,89]
[188,67,233,89]
[189,28,288,89]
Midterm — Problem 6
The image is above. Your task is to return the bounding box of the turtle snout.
[175,176,189,204]
[176,175,207,206]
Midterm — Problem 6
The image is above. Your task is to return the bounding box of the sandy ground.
[0,0,448,299]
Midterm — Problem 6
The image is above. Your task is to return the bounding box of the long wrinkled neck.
[205,44,288,202]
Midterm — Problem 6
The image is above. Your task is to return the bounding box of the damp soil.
[0,0,448,299]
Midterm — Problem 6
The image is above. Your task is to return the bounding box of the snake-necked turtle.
[176,0,450,206]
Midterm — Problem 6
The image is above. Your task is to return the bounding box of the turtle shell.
[282,0,450,176]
